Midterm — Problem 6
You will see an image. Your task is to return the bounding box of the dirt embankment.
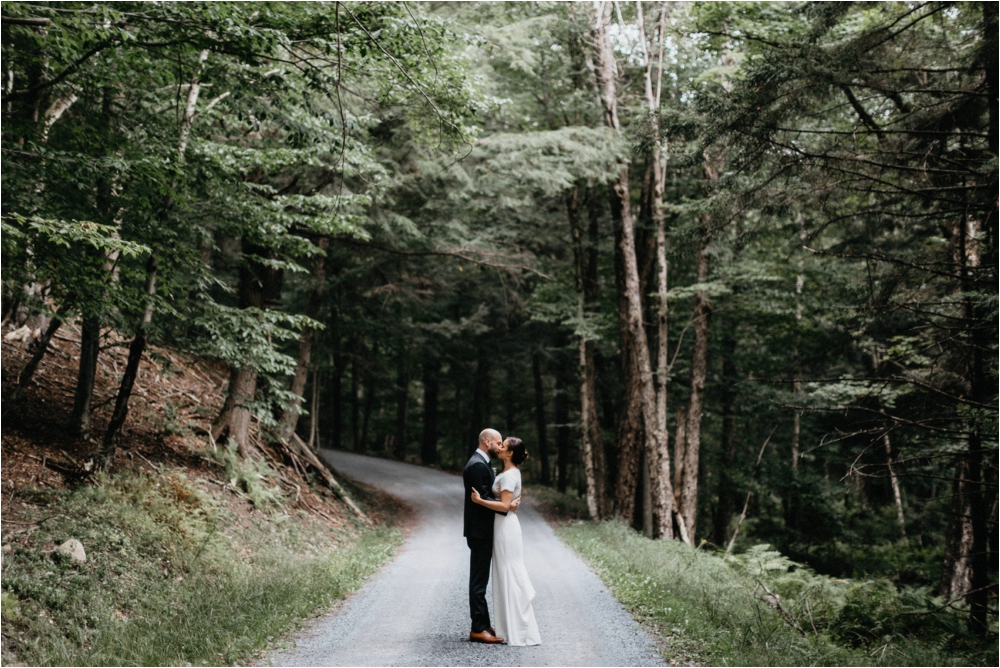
[2,321,399,527]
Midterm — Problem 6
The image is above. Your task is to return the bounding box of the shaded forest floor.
[0,323,407,666]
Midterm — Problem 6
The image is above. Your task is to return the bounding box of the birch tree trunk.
[881,417,906,537]
[591,0,673,538]
[941,457,974,599]
[870,350,906,537]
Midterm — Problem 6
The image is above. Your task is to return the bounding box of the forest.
[2,0,997,656]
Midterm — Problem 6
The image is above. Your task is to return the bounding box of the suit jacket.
[463,451,506,539]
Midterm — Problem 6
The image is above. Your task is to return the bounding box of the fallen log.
[284,432,371,526]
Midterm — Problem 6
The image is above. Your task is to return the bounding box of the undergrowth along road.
[556,522,995,667]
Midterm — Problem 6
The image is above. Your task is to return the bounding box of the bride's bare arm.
[471,488,515,512]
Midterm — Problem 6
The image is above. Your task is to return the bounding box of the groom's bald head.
[479,428,502,456]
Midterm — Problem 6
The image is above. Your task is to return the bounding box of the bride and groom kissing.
[463,428,541,647]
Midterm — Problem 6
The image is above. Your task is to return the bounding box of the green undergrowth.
[1,471,402,666]
[524,484,590,520]
[556,522,996,667]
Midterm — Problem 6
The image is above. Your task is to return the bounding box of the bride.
[470,436,541,646]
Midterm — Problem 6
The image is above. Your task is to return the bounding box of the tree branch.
[338,238,551,279]
[8,42,111,99]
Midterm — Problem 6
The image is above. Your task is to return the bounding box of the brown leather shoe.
[488,626,497,637]
[469,630,505,644]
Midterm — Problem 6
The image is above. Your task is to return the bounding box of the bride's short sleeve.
[498,471,518,494]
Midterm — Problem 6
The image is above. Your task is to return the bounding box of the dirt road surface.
[264,450,667,667]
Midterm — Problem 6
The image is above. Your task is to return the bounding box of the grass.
[524,483,590,521]
[1,471,402,666]
[555,521,995,666]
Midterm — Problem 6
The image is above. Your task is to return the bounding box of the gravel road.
[264,450,667,667]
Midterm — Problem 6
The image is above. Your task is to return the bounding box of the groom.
[463,427,519,644]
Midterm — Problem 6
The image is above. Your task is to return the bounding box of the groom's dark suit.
[463,449,506,634]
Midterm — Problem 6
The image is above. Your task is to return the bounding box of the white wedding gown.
[491,468,541,646]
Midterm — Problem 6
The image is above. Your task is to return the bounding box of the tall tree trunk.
[791,217,806,474]
[394,346,409,460]
[69,315,100,438]
[713,328,738,546]
[306,363,321,451]
[985,1,998,160]
[68,84,121,439]
[332,351,345,450]
[638,0,674,541]
[555,363,571,494]
[12,316,62,402]
[963,2,1000,638]
[673,407,686,503]
[880,418,906,537]
[470,346,492,455]
[612,194,644,526]
[615,365,644,525]
[212,239,270,458]
[532,351,551,485]
[941,457,974,600]
[421,357,440,465]
[99,257,157,466]
[351,337,361,451]
[504,360,518,434]
[960,194,993,636]
[578,339,604,517]
[277,238,329,443]
[214,368,258,458]
[679,244,712,544]
[870,346,907,537]
[360,339,377,451]
[591,1,673,538]
[569,185,606,519]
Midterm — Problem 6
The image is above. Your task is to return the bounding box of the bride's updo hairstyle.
[506,437,528,466]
